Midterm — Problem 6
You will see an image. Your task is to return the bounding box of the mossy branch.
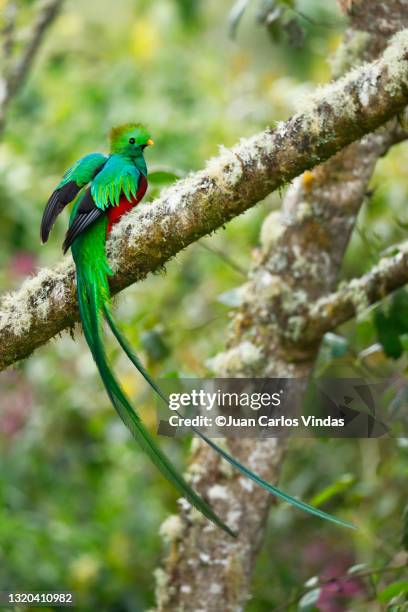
[2,29,408,370]
[289,241,408,347]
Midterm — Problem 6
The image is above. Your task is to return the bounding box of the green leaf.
[399,334,408,352]
[284,17,305,48]
[175,0,201,24]
[309,473,355,507]
[389,290,408,329]
[148,168,184,184]
[298,588,321,611]
[161,370,181,379]
[394,216,408,231]
[378,581,408,604]
[140,330,170,362]
[374,290,408,358]
[374,310,403,359]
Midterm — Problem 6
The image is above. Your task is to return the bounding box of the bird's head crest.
[109,123,153,157]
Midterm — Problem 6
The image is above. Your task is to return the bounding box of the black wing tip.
[40,218,51,245]
[62,226,77,254]
[40,190,60,243]
[62,229,74,253]
[62,192,103,252]
[40,225,50,244]
[40,182,82,246]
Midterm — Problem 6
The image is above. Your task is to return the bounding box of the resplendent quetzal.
[41,124,353,535]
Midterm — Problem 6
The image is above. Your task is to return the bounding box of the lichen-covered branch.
[0,0,64,135]
[290,240,408,347]
[154,4,408,611]
[3,28,408,371]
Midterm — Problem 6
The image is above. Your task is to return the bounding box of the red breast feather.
[107,175,148,233]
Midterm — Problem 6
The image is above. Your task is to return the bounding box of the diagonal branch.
[1,2,17,63]
[290,240,408,347]
[2,29,408,371]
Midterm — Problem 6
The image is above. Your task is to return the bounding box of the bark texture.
[296,238,408,346]
[2,30,408,370]
[155,3,408,611]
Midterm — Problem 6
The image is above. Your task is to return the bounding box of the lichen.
[247,438,280,472]
[281,288,308,313]
[253,272,284,300]
[206,341,263,376]
[199,552,211,564]
[209,583,223,595]
[382,29,408,97]
[0,259,73,338]
[153,568,173,611]
[208,484,229,501]
[294,34,407,127]
[294,201,313,223]
[297,70,360,128]
[159,514,184,544]
[205,146,243,192]
[358,63,382,107]
[188,457,208,479]
[238,477,253,492]
[260,211,284,252]
[286,315,307,342]
[226,509,242,530]
[345,278,370,316]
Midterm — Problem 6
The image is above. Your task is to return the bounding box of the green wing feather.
[41,153,108,244]
[58,153,108,189]
[90,155,141,209]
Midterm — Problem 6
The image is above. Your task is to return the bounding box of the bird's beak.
[147,139,154,146]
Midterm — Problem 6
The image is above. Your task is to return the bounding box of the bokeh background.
[0,0,407,610]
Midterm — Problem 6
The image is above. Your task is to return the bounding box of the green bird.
[41,123,353,535]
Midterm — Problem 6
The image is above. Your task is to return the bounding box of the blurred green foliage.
[0,0,407,610]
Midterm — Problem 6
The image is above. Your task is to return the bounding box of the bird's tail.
[72,226,235,537]
[72,218,354,532]
[103,304,355,530]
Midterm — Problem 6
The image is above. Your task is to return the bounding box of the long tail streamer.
[74,259,235,537]
[103,304,355,530]
[73,224,354,533]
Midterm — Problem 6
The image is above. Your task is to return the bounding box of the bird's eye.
[129,137,136,144]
